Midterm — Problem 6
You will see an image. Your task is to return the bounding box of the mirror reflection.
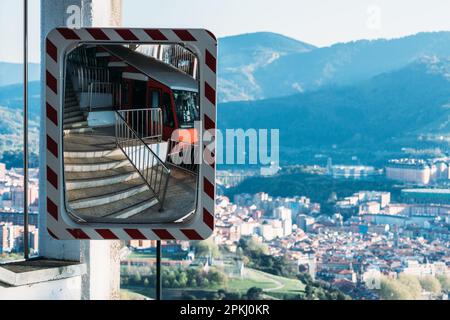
[63,43,199,224]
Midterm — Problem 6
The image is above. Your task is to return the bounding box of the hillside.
[0,81,40,155]
[0,62,40,86]
[218,57,450,162]
[1,32,450,164]
[220,31,450,101]
[0,81,41,117]
[218,32,316,102]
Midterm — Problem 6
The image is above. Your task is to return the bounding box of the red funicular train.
[100,45,200,145]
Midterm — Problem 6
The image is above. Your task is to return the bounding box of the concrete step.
[65,94,77,100]
[73,190,158,220]
[64,154,129,172]
[104,197,159,219]
[63,121,89,130]
[64,110,83,119]
[64,127,93,135]
[67,178,150,210]
[65,96,77,102]
[64,101,79,108]
[64,132,118,156]
[65,165,139,190]
[64,148,121,159]
[64,106,83,115]
[64,115,85,125]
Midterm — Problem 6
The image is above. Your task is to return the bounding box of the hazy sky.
[0,0,40,63]
[122,0,450,45]
[3,0,450,63]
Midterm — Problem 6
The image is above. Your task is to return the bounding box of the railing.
[68,46,101,68]
[135,44,198,79]
[118,108,163,142]
[88,82,121,111]
[67,62,110,93]
[115,110,170,210]
[161,44,198,79]
[67,47,110,96]
[167,139,199,174]
[77,66,110,92]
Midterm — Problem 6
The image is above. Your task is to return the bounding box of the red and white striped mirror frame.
[45,27,216,240]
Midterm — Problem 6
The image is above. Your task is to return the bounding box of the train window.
[173,90,199,128]
[162,92,175,127]
[149,89,160,108]
[132,81,147,107]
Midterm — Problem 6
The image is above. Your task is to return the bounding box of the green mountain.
[218,32,316,102]
[219,31,450,101]
[0,81,41,117]
[218,57,450,163]
[0,81,40,154]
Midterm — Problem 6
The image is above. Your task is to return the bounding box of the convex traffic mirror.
[45,28,216,240]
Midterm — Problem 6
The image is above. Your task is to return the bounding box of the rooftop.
[402,188,450,195]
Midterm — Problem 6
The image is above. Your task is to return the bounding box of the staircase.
[64,129,160,222]
[63,81,91,135]
[62,74,191,223]
[63,79,161,222]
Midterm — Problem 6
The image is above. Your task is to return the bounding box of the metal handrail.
[115,110,170,210]
[167,139,199,174]
[117,108,163,142]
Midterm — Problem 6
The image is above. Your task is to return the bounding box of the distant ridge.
[219,31,450,101]
[0,62,40,86]
[218,32,316,102]
[219,57,450,159]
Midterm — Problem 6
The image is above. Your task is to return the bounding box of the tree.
[188,278,197,287]
[246,287,263,300]
[316,290,326,300]
[380,277,413,300]
[305,285,315,299]
[419,276,442,294]
[398,274,422,299]
[0,150,39,169]
[336,292,349,300]
[239,236,269,255]
[297,272,313,284]
[193,238,219,258]
[437,275,450,292]
[165,272,176,287]
[177,272,188,287]
[208,269,228,286]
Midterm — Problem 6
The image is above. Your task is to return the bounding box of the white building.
[274,206,292,221]
[386,159,450,185]
[402,260,450,277]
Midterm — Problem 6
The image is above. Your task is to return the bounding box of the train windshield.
[173,90,199,128]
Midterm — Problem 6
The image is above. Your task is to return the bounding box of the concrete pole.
[39,0,122,300]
